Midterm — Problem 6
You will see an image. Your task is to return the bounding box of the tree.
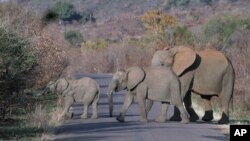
[0,28,36,119]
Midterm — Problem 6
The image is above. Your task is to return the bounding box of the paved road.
[53,74,228,141]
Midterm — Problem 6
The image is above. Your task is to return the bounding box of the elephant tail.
[95,82,101,102]
[226,57,235,113]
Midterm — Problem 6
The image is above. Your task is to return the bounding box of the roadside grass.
[0,92,62,141]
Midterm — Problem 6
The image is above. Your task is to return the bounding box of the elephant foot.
[218,112,229,124]
[116,115,125,122]
[81,114,88,119]
[181,119,190,124]
[66,112,73,119]
[140,118,148,123]
[202,110,213,122]
[91,115,98,119]
[155,116,166,123]
[189,114,199,122]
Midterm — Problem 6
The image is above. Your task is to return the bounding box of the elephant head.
[43,78,69,96]
[107,66,145,117]
[151,46,197,76]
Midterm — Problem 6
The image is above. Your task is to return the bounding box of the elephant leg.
[155,102,168,123]
[176,104,190,124]
[81,95,92,119]
[201,95,213,122]
[184,91,199,121]
[146,99,153,115]
[65,112,73,119]
[91,95,98,119]
[81,104,89,119]
[218,94,231,124]
[117,92,134,122]
[137,96,148,123]
[170,106,181,121]
[60,96,74,120]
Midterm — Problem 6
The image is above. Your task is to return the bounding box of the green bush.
[173,26,194,46]
[52,1,75,19]
[64,30,84,46]
[203,16,250,49]
[0,28,36,119]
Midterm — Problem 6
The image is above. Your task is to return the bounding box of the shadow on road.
[201,135,227,141]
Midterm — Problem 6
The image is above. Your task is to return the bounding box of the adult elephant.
[107,66,189,123]
[151,46,234,124]
[44,77,100,120]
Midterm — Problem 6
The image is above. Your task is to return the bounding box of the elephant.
[107,66,189,123]
[44,77,100,120]
[151,46,234,124]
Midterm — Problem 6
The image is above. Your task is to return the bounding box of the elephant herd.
[44,46,234,124]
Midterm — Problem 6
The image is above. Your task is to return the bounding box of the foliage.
[0,28,37,120]
[203,16,250,49]
[0,29,36,79]
[0,3,67,123]
[173,26,194,46]
[52,1,76,19]
[168,0,190,7]
[141,10,177,48]
[0,92,60,140]
[64,30,84,46]
[81,39,109,50]
[141,10,177,34]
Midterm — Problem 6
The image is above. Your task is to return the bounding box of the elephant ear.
[172,46,197,76]
[126,66,145,91]
[56,78,69,94]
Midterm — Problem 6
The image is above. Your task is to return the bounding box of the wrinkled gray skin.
[44,77,100,120]
[151,46,234,124]
[107,66,189,123]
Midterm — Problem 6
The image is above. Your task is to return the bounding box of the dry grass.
[26,97,65,141]
[64,37,156,76]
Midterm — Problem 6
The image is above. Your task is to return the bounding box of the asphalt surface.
[53,74,229,141]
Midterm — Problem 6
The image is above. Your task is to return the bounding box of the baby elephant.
[107,66,189,123]
[44,77,100,120]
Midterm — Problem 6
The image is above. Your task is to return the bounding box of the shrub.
[173,26,194,46]
[203,16,250,49]
[141,10,177,34]
[52,1,76,19]
[141,10,177,48]
[0,28,36,120]
[64,30,84,46]
[0,3,67,121]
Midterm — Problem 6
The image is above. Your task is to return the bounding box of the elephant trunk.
[107,80,117,117]
[108,92,113,117]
